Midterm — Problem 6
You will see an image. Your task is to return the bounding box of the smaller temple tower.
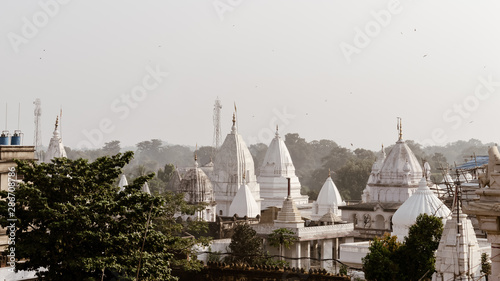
[312,170,345,220]
[258,126,308,209]
[44,116,67,163]
[229,173,260,218]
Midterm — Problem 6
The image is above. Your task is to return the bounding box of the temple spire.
[397,117,403,141]
[55,115,59,130]
[328,168,331,178]
[231,112,237,133]
[194,143,198,167]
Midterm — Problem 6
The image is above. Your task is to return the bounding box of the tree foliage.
[397,214,444,280]
[227,224,264,265]
[0,152,209,280]
[362,234,401,281]
[363,214,444,281]
[267,228,298,260]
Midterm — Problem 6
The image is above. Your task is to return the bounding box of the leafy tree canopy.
[363,214,444,281]
[0,152,209,280]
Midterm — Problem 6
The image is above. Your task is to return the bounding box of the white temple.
[363,133,423,203]
[211,113,261,216]
[392,176,451,241]
[312,170,345,220]
[175,154,217,222]
[118,174,128,192]
[341,120,424,235]
[433,205,487,281]
[44,116,67,163]
[257,126,308,209]
[141,182,151,195]
[228,175,260,218]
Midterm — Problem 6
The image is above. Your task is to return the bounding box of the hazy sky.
[1,0,500,151]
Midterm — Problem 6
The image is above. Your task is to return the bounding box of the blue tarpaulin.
[455,155,489,170]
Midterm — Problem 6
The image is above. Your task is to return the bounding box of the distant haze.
[1,0,500,151]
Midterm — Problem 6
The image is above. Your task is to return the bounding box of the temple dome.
[377,140,422,186]
[392,177,451,241]
[178,162,215,204]
[229,181,259,218]
[313,174,345,219]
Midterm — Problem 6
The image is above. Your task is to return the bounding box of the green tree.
[397,214,443,281]
[227,224,264,265]
[0,152,204,280]
[103,140,121,155]
[267,228,298,261]
[158,163,175,183]
[363,214,444,281]
[154,191,211,271]
[362,234,401,281]
[334,158,374,200]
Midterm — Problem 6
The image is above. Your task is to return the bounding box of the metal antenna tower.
[33,99,43,162]
[213,97,222,151]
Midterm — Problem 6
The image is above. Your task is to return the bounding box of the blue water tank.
[11,132,21,145]
[0,132,9,145]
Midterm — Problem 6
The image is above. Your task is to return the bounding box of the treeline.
[65,135,496,201]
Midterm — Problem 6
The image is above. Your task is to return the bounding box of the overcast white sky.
[1,0,500,151]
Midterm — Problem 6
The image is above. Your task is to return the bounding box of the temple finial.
[232,113,236,126]
[194,143,198,161]
[55,116,59,130]
[276,125,279,136]
[397,117,403,141]
[328,168,331,177]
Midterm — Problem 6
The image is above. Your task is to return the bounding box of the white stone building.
[257,127,308,209]
[254,181,354,271]
[211,114,261,216]
[433,205,489,281]
[340,129,424,238]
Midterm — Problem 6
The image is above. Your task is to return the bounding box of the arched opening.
[375,214,385,229]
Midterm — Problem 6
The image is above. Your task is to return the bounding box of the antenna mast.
[213,98,222,153]
[34,99,43,162]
